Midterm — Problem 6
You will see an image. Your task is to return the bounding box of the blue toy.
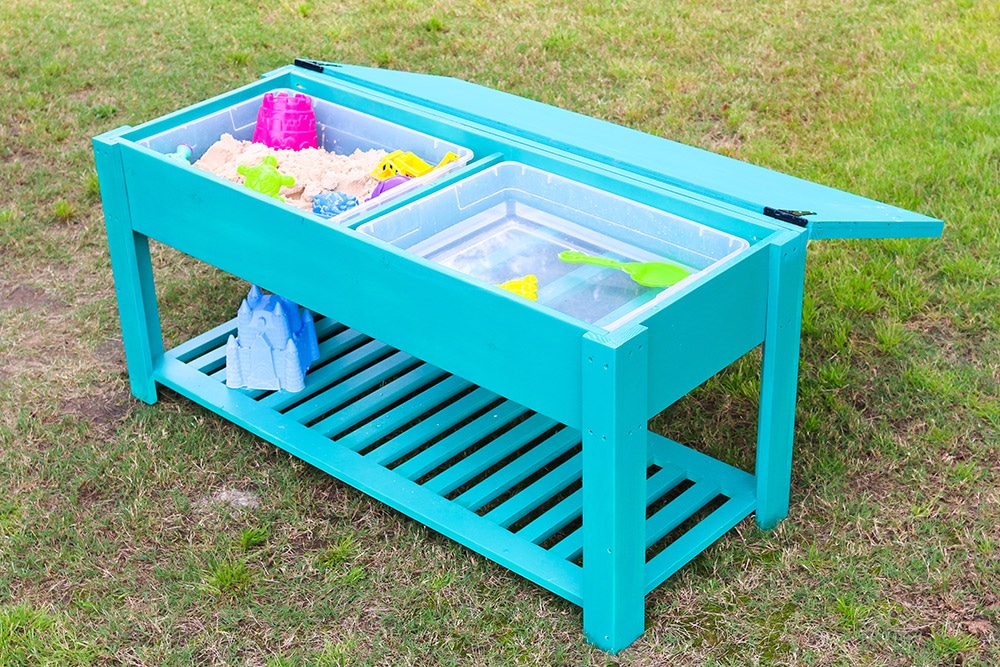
[165,144,193,164]
[312,190,360,218]
[225,285,320,392]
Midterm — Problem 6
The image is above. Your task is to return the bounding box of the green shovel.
[558,250,690,288]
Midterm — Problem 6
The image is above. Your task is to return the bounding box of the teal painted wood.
[118,148,592,428]
[643,433,757,593]
[117,135,782,430]
[422,413,558,496]
[546,463,687,563]
[483,452,582,528]
[96,63,947,655]
[311,63,943,240]
[581,326,649,653]
[312,364,448,439]
[517,487,582,545]
[454,428,581,512]
[152,351,586,605]
[363,388,499,467]
[645,483,723,548]
[641,467,691,530]
[643,494,756,594]
[282,350,417,424]
[92,131,164,405]
[170,319,237,363]
[546,529,584,563]
[647,432,756,488]
[337,375,473,452]
[755,231,809,529]
[638,242,771,415]
[391,401,528,481]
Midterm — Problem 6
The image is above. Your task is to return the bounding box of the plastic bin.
[136,90,473,222]
[357,162,749,329]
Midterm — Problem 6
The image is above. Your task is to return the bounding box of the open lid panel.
[291,59,943,241]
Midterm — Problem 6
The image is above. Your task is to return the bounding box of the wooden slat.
[516,487,582,546]
[364,387,499,467]
[151,352,585,605]
[282,351,418,424]
[168,319,237,363]
[647,432,756,489]
[484,452,582,529]
[546,463,687,562]
[337,375,472,452]
[422,413,557,496]
[268,331,373,404]
[312,363,447,438]
[453,428,580,512]
[645,483,722,550]
[643,495,755,595]
[392,401,528,481]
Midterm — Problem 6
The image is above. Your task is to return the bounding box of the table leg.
[755,232,808,529]
[581,326,648,652]
[93,133,164,404]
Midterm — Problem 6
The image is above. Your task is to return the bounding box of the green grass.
[1,0,998,664]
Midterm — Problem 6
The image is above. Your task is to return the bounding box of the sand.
[193,133,386,210]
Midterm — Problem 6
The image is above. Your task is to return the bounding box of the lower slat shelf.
[156,316,759,607]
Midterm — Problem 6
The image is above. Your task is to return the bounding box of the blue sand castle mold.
[312,190,359,218]
[225,285,320,392]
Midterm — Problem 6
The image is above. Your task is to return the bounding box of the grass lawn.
[1,0,997,664]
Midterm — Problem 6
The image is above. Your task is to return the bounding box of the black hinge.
[763,207,815,228]
[293,58,326,73]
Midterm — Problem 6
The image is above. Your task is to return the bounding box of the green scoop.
[558,250,690,288]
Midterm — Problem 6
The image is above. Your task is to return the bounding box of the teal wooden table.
[93,61,942,652]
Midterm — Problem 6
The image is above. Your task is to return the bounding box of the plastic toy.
[237,156,295,200]
[371,150,460,180]
[225,284,320,392]
[252,91,318,151]
[497,274,538,300]
[366,174,410,201]
[312,190,359,218]
[558,250,690,288]
[165,144,193,164]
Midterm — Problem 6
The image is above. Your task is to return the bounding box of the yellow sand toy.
[371,150,460,180]
[496,274,538,301]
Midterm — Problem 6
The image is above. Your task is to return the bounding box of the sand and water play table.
[93,61,943,652]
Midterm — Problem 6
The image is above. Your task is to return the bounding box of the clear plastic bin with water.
[357,162,750,329]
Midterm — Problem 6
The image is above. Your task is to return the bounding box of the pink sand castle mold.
[252,91,318,151]
[225,285,320,392]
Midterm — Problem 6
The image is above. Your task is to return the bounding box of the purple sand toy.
[366,174,411,201]
[252,91,318,151]
[312,190,360,218]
